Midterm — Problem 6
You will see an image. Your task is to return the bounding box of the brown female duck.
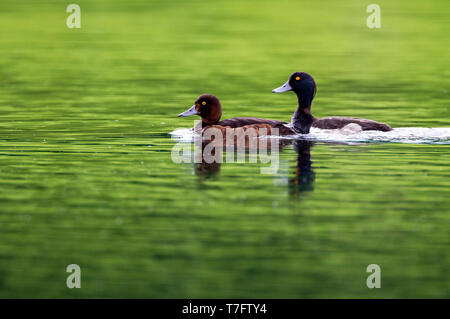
[177,94,295,135]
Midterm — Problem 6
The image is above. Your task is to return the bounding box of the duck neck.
[202,120,218,127]
[291,92,315,134]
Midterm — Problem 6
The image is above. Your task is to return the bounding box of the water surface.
[0,0,449,298]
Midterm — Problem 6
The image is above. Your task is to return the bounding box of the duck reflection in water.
[193,138,288,180]
[194,140,221,178]
[193,136,316,199]
[289,140,315,198]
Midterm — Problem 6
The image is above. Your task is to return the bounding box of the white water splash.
[169,128,195,142]
[170,127,450,145]
[290,127,450,144]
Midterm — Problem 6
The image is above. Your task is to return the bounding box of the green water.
[0,0,449,298]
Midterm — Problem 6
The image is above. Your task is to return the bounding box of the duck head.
[272,72,317,134]
[272,72,316,100]
[178,94,222,124]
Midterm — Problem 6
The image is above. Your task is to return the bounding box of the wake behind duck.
[170,127,450,145]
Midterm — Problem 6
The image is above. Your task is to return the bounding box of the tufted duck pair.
[178,72,392,134]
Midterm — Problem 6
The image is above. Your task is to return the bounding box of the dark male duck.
[272,72,392,133]
[178,94,295,135]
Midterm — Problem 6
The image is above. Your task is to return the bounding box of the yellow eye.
[201,101,206,105]
[295,76,300,81]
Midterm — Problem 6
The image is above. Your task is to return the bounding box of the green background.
[0,0,449,297]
